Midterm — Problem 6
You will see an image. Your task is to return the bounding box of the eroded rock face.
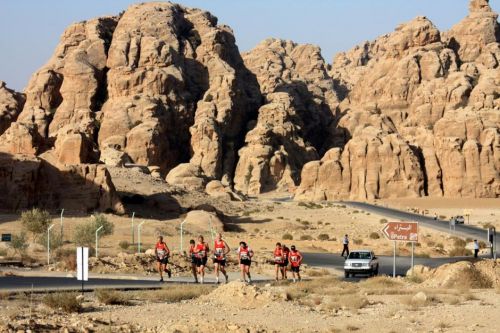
[0,152,123,213]
[297,0,499,200]
[233,39,337,195]
[0,0,498,207]
[0,81,25,136]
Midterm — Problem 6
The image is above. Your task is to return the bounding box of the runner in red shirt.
[188,239,198,283]
[213,233,230,284]
[273,242,285,281]
[237,241,254,283]
[155,236,171,282]
[194,235,209,284]
[289,245,303,282]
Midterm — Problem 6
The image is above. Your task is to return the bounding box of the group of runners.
[154,234,304,284]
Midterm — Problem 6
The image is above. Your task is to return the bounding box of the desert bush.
[406,275,423,284]
[119,240,130,250]
[38,231,63,251]
[379,218,388,224]
[73,214,114,247]
[346,325,359,331]
[0,248,7,256]
[369,232,380,239]
[21,208,51,240]
[481,222,494,229]
[436,243,444,249]
[451,237,466,248]
[439,215,447,220]
[426,240,436,247]
[136,284,213,303]
[8,232,28,256]
[317,234,330,241]
[306,268,331,277]
[448,247,472,257]
[282,233,293,240]
[416,252,430,258]
[43,292,81,313]
[353,239,362,245]
[300,221,310,226]
[95,289,130,305]
[352,210,359,214]
[55,248,77,270]
[300,235,313,241]
[277,216,284,220]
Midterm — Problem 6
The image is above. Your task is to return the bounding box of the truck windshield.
[348,252,371,259]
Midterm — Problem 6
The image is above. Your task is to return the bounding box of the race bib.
[198,250,206,258]
[157,249,166,259]
[240,254,249,260]
[275,256,283,262]
[291,255,298,262]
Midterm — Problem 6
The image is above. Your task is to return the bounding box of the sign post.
[76,247,89,295]
[382,221,419,278]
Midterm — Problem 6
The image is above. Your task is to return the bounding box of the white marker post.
[77,247,89,295]
[137,221,145,254]
[95,226,104,258]
[131,212,135,245]
[60,209,64,239]
[47,224,55,265]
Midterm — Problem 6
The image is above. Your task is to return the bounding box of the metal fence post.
[138,221,145,253]
[95,226,104,258]
[47,224,55,265]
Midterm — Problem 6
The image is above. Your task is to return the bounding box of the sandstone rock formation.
[297,0,499,200]
[0,81,25,136]
[0,0,498,209]
[233,39,337,195]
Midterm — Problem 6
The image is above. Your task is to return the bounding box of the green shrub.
[21,208,51,240]
[282,233,293,240]
[119,240,130,250]
[369,232,380,240]
[8,232,28,256]
[73,214,114,247]
[300,235,313,241]
[38,231,63,251]
[317,234,330,241]
[43,292,81,313]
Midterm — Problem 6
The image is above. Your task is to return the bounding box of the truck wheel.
[374,266,379,276]
[344,271,349,278]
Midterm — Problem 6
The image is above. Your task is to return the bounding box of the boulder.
[181,210,224,233]
[166,163,207,190]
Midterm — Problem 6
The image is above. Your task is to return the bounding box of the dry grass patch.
[95,289,131,305]
[42,292,81,313]
[134,284,214,303]
[306,268,331,277]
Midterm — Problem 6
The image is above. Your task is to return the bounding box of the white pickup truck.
[344,250,379,278]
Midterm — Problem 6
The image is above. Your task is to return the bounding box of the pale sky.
[1,0,498,91]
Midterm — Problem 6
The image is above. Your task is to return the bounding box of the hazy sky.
[1,0,498,91]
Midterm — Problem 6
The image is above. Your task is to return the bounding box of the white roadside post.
[47,224,55,265]
[60,209,64,239]
[131,212,135,245]
[180,219,187,253]
[393,241,396,278]
[95,226,104,258]
[137,221,145,254]
[76,247,89,295]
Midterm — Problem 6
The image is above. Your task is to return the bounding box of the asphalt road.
[344,201,499,256]
[303,252,477,277]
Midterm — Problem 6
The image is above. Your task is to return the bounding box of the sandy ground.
[1,277,499,333]
[0,197,484,271]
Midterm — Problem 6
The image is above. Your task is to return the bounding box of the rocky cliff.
[0,0,498,210]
